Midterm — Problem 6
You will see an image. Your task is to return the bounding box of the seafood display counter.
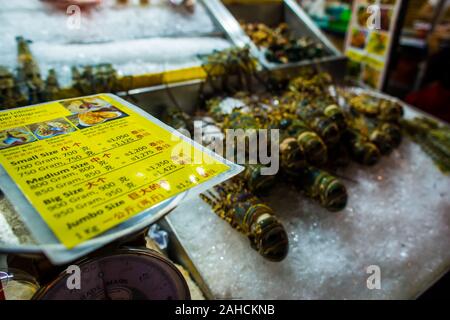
[165,140,450,299]
[209,0,346,74]
[1,75,450,299]
[0,0,346,111]
[0,0,234,88]
[128,81,450,300]
[1,1,449,302]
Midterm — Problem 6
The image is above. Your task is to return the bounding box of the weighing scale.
[33,248,190,300]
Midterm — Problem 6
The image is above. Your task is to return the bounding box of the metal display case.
[1,2,449,300]
[203,0,347,78]
[2,79,449,299]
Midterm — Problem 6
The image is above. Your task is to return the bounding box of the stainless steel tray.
[204,0,347,77]
[0,0,238,88]
[2,79,450,299]
[120,81,450,300]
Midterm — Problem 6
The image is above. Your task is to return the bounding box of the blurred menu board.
[345,0,403,89]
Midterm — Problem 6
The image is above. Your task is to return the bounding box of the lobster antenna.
[329,171,359,184]
[206,189,221,202]
[213,184,228,197]
[200,193,216,207]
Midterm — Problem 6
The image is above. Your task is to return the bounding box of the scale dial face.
[34,249,190,300]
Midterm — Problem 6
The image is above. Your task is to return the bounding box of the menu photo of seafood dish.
[350,28,368,49]
[356,5,371,28]
[61,97,128,129]
[0,127,37,150]
[60,97,113,114]
[367,32,388,56]
[28,118,76,140]
[66,106,127,129]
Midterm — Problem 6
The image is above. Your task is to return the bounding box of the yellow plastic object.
[0,94,230,248]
